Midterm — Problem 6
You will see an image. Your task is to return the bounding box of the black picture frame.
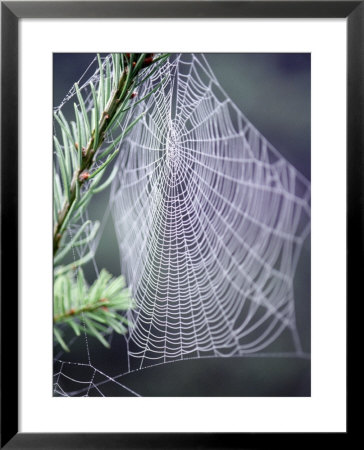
[0,1,357,448]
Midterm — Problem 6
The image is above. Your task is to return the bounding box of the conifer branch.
[53,53,170,350]
[54,268,133,352]
[53,53,169,256]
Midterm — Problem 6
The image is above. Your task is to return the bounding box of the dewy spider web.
[53,54,310,397]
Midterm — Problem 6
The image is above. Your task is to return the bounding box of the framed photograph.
[1,1,356,447]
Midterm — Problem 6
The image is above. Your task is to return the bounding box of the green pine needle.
[54,268,133,351]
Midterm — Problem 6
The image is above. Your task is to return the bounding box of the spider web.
[53,53,310,397]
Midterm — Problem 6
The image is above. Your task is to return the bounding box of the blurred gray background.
[53,53,311,396]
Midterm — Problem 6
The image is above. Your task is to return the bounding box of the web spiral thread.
[110,54,311,372]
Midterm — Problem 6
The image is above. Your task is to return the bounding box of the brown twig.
[53,298,109,323]
[53,55,145,256]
